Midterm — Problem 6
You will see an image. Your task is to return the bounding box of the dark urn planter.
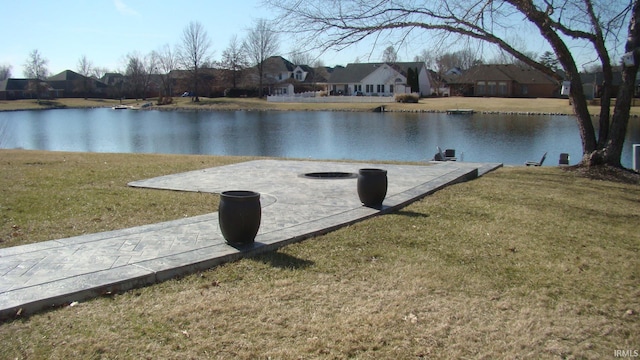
[218,190,261,244]
[357,168,388,207]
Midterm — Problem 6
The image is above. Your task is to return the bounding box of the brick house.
[448,64,560,98]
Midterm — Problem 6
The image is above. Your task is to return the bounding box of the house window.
[278,73,282,80]
[521,85,528,95]
[477,81,485,95]
[377,84,384,93]
[390,85,394,93]
[295,70,303,80]
[354,84,362,93]
[499,82,507,95]
[366,84,374,93]
[487,81,497,95]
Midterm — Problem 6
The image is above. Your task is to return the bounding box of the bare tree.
[76,55,93,76]
[23,49,50,103]
[413,49,434,68]
[142,52,158,99]
[489,49,538,67]
[91,67,109,80]
[76,55,95,98]
[0,64,11,81]
[179,21,211,102]
[288,50,314,66]
[155,44,179,100]
[436,50,483,72]
[125,52,157,100]
[125,53,145,99]
[220,35,249,89]
[23,49,49,79]
[382,46,398,63]
[244,18,279,97]
[267,0,639,168]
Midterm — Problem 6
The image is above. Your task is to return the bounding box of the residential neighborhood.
[1,54,635,103]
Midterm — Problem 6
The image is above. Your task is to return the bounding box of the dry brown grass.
[0,98,142,111]
[0,150,259,248]
[3,96,637,116]
[0,151,638,359]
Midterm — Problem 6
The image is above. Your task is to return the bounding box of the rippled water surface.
[1,108,638,167]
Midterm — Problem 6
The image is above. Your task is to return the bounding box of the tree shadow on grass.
[394,210,430,218]
[38,100,67,109]
[253,251,315,270]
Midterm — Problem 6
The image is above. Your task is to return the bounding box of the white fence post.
[634,144,640,171]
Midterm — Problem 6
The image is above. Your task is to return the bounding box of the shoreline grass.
[0,150,638,358]
[2,96,638,117]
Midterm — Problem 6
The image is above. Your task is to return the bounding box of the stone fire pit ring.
[300,172,358,180]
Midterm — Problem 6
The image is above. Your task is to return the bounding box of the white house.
[326,62,431,97]
[256,56,329,95]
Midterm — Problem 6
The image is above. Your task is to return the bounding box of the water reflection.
[0,108,638,167]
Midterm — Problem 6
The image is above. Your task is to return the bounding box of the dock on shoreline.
[446,109,475,115]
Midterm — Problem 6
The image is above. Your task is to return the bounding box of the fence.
[267,92,397,103]
[588,98,640,106]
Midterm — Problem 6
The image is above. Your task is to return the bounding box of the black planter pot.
[357,168,387,207]
[218,190,261,244]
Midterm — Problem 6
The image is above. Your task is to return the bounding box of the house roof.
[327,62,427,83]
[47,70,109,89]
[451,64,558,85]
[430,70,455,85]
[257,56,330,84]
[296,64,313,73]
[101,73,124,85]
[48,70,85,81]
[0,78,37,91]
[296,66,330,84]
[262,56,296,72]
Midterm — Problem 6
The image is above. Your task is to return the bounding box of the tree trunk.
[596,0,640,167]
[510,0,599,161]
[554,39,598,162]
[192,67,200,102]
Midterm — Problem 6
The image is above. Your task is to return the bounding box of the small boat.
[112,105,129,110]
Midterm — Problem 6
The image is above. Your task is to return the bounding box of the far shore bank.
[2,96,638,117]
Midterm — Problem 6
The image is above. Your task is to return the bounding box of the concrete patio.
[0,159,501,319]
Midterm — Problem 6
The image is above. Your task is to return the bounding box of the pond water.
[1,108,639,167]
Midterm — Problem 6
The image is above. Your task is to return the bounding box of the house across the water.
[447,64,560,98]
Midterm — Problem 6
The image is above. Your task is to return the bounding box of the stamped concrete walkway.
[0,159,501,319]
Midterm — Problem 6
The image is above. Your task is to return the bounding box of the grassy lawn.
[2,96,638,116]
[0,150,638,359]
[0,150,262,248]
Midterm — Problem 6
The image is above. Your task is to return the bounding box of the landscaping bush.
[156,96,173,105]
[224,88,259,98]
[395,93,419,103]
